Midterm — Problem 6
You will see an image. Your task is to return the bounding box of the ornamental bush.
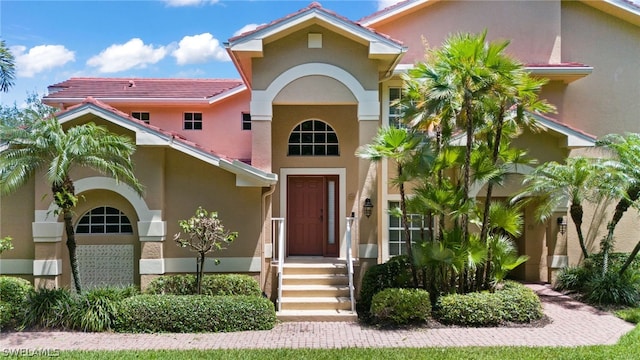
[22,287,76,330]
[145,274,261,296]
[435,281,543,326]
[70,286,139,332]
[0,276,33,330]
[370,288,431,326]
[116,294,276,333]
[358,255,414,321]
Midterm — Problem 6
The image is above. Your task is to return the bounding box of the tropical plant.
[514,157,603,260]
[174,207,238,295]
[0,40,15,93]
[0,117,143,292]
[356,126,425,287]
[1,92,57,127]
[595,133,640,275]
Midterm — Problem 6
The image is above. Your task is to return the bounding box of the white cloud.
[12,45,75,77]
[87,38,167,73]
[233,23,264,37]
[378,0,399,11]
[171,33,229,65]
[164,0,219,7]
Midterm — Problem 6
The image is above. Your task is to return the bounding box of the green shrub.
[370,288,431,326]
[0,276,33,331]
[145,274,196,295]
[145,274,260,296]
[583,271,640,307]
[200,274,261,296]
[116,294,276,332]
[71,286,139,332]
[616,308,640,324]
[435,282,543,326]
[22,287,76,330]
[555,266,591,293]
[358,255,413,320]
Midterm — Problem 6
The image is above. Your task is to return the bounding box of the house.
[2,0,640,320]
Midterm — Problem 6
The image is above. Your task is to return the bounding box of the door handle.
[320,208,323,221]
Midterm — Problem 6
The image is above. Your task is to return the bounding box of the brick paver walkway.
[0,283,635,350]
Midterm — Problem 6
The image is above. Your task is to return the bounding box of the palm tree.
[513,157,601,260]
[0,40,16,92]
[356,126,425,287]
[0,117,143,292]
[595,133,640,274]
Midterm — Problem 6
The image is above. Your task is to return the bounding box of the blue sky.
[1,0,393,107]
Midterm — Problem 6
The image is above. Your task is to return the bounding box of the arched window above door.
[287,119,339,156]
[76,206,133,234]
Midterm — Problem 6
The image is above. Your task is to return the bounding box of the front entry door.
[287,175,338,256]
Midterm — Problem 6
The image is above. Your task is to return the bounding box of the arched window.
[288,119,339,156]
[76,206,133,234]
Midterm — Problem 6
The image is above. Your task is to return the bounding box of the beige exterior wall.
[252,24,380,91]
[372,0,562,66]
[561,1,640,137]
[0,178,35,263]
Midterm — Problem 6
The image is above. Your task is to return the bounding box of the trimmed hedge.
[434,281,543,326]
[116,294,276,332]
[145,274,261,296]
[370,288,431,326]
[358,255,414,320]
[0,276,33,331]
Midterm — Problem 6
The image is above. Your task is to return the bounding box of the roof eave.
[56,103,277,187]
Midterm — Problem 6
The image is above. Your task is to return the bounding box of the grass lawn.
[49,325,640,360]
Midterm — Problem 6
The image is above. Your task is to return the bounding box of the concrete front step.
[281,284,350,297]
[282,263,347,276]
[277,309,357,322]
[279,296,352,311]
[282,274,349,286]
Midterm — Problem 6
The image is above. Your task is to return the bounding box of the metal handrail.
[346,216,356,312]
[272,217,285,312]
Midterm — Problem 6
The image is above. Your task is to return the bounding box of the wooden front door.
[287,175,338,256]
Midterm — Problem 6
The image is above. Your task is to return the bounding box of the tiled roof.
[526,62,590,68]
[45,78,244,100]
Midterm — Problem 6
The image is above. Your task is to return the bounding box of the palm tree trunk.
[602,185,640,274]
[398,165,419,288]
[461,101,473,246]
[64,209,82,293]
[569,203,589,259]
[620,240,640,276]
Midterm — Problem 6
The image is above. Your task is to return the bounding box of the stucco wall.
[252,24,380,91]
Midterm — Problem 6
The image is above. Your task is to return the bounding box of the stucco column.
[251,119,272,173]
[138,217,167,290]
[32,210,64,289]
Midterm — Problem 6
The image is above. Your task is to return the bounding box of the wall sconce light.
[557,216,567,235]
[363,198,374,218]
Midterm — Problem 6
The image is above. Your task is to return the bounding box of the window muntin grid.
[287,120,339,156]
[132,112,150,124]
[389,87,406,129]
[184,112,203,130]
[76,206,133,234]
[388,201,429,256]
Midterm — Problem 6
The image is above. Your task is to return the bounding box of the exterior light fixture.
[363,198,374,218]
[557,216,567,235]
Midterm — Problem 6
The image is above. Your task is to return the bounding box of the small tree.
[174,207,238,294]
[0,236,13,254]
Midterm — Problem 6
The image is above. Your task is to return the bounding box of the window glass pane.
[106,215,120,224]
[288,145,300,155]
[194,113,202,121]
[301,145,313,155]
[76,207,132,234]
[93,207,105,215]
[91,225,105,233]
[302,133,313,143]
[301,121,313,131]
[314,133,326,143]
[314,121,326,131]
[106,225,120,233]
[194,122,202,130]
[184,122,193,130]
[287,120,339,156]
[327,133,338,143]
[327,145,339,155]
[289,133,300,143]
[121,224,133,233]
[314,145,325,156]
[185,113,192,121]
[77,225,90,233]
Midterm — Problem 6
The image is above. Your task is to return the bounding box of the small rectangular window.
[132,112,150,124]
[388,201,429,256]
[242,113,251,130]
[184,112,203,130]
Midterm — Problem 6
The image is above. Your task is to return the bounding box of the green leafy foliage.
[71,286,139,332]
[357,256,414,321]
[116,295,276,333]
[0,236,13,254]
[0,276,33,330]
[370,288,431,326]
[435,281,543,326]
[145,274,260,296]
[22,287,76,330]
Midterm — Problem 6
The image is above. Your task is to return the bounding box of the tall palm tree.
[595,133,640,274]
[0,117,143,292]
[513,157,601,260]
[356,126,425,287]
[0,40,16,92]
